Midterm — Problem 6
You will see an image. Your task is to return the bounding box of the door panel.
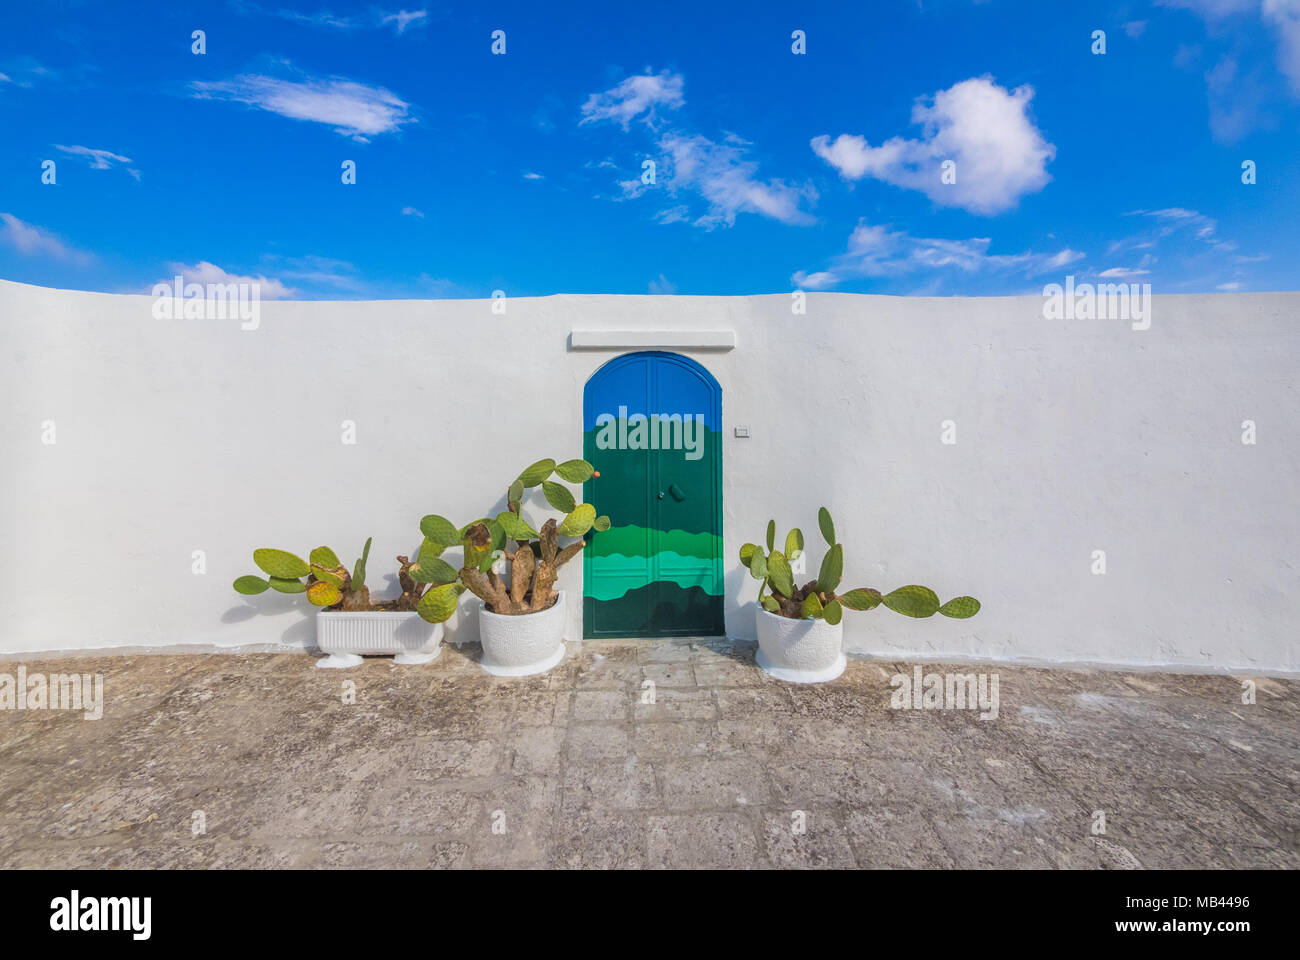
[583,352,724,638]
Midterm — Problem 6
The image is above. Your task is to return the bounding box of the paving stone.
[562,756,659,812]
[570,690,631,722]
[508,725,566,775]
[658,757,768,809]
[843,805,956,868]
[761,809,858,868]
[640,663,697,688]
[646,813,759,868]
[632,720,716,759]
[634,687,717,721]
[565,721,634,761]
[553,810,645,869]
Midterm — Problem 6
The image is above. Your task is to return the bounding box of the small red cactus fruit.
[593,470,601,478]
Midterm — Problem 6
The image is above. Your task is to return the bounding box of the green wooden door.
[582,352,724,638]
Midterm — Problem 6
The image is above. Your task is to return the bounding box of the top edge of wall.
[2,277,1297,306]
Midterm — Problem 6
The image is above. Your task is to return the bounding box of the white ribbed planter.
[754,606,846,683]
[478,591,567,677]
[315,611,443,669]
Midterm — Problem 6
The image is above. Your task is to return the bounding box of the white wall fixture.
[754,606,847,683]
[315,611,442,669]
[570,329,736,349]
[477,591,568,677]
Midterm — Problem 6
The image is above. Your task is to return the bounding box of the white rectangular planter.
[315,611,443,668]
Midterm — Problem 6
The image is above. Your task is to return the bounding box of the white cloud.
[580,70,684,129]
[1124,20,1149,37]
[235,3,428,33]
[811,76,1055,215]
[268,254,363,292]
[522,171,545,180]
[380,9,428,33]
[1129,207,1220,242]
[1217,281,1242,289]
[54,144,132,170]
[164,261,294,298]
[192,72,413,141]
[1263,0,1300,94]
[0,213,90,262]
[582,69,813,228]
[1165,0,1300,120]
[0,57,53,87]
[648,273,677,294]
[1158,0,1257,18]
[1203,55,1276,141]
[659,133,816,228]
[1103,208,1260,288]
[792,219,1081,288]
[1099,266,1152,278]
[401,206,424,217]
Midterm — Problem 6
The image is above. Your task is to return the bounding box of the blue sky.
[1,0,1297,298]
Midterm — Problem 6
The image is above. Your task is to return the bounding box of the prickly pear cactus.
[440,457,608,619]
[739,506,979,623]
[232,536,416,614]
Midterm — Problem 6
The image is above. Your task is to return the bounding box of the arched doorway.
[582,351,724,638]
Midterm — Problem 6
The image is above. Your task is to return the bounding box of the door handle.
[668,483,686,502]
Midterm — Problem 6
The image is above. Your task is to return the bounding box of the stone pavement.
[1,638,1295,869]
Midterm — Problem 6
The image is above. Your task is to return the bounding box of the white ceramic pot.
[315,611,443,669]
[754,606,846,683]
[477,591,567,677]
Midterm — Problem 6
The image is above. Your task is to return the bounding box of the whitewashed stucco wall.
[2,279,1296,672]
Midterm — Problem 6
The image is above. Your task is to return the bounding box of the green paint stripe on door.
[587,524,722,560]
[587,551,724,601]
[584,582,726,638]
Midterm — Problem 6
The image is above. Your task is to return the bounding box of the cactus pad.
[766,550,795,597]
[938,596,981,619]
[417,582,464,623]
[817,507,836,546]
[517,459,556,487]
[555,458,595,483]
[882,585,941,618]
[307,581,342,607]
[419,515,460,549]
[558,503,596,537]
[253,548,310,579]
[309,546,341,569]
[542,480,576,514]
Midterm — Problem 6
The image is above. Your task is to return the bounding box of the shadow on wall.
[221,590,315,649]
[725,562,760,640]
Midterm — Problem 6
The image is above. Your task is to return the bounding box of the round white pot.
[316,610,443,669]
[478,591,567,677]
[754,606,846,683]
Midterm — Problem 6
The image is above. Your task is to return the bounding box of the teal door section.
[583,352,725,638]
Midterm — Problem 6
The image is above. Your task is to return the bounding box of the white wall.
[2,279,1296,672]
